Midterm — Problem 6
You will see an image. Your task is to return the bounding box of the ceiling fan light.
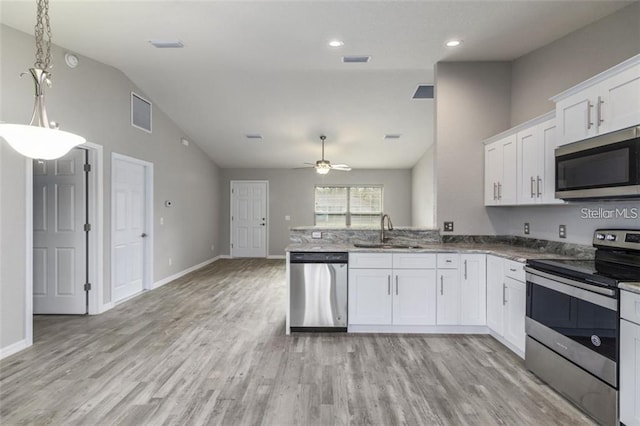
[316,166,330,175]
[0,124,85,160]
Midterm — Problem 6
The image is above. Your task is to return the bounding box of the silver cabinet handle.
[141,233,147,238]
[464,260,468,280]
[597,96,604,125]
[510,268,517,272]
[497,182,502,200]
[446,259,452,263]
[388,276,391,295]
[502,283,507,305]
[440,275,444,295]
[493,182,497,201]
[536,175,542,197]
[395,275,398,295]
[530,176,535,198]
[587,100,594,129]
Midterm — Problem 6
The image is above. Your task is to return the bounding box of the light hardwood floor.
[1,258,594,425]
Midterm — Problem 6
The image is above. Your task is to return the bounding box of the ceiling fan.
[303,135,352,174]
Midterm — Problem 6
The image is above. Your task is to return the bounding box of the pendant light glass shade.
[0,0,86,160]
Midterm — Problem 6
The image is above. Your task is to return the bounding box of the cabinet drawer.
[503,259,525,281]
[437,253,460,269]
[349,253,392,269]
[621,290,640,325]
[392,253,436,269]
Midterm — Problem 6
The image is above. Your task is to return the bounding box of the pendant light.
[0,0,86,160]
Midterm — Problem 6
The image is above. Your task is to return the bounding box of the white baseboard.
[96,302,114,314]
[0,338,32,360]
[267,255,286,260]
[218,254,232,259]
[153,256,219,289]
[347,325,489,334]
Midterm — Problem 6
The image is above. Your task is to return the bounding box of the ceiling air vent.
[384,134,402,140]
[245,134,263,140]
[148,40,184,48]
[413,85,434,99]
[342,55,371,63]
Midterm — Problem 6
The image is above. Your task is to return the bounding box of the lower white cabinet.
[393,269,437,325]
[348,268,393,325]
[486,255,526,355]
[620,290,640,426]
[436,268,460,325]
[460,254,487,326]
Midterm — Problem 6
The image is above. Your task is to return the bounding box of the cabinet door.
[504,277,526,353]
[460,254,487,326]
[500,134,517,205]
[600,63,640,135]
[517,126,542,205]
[486,256,504,335]
[436,269,460,325]
[393,269,436,325]
[620,318,640,426]
[556,86,599,146]
[484,143,501,206]
[540,119,564,205]
[348,269,392,325]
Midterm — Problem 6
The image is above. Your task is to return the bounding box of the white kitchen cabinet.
[503,276,526,353]
[348,268,393,325]
[484,134,517,206]
[620,290,640,426]
[486,255,504,335]
[517,117,564,205]
[393,269,437,325]
[349,253,436,326]
[460,254,487,326]
[553,56,640,146]
[436,268,460,325]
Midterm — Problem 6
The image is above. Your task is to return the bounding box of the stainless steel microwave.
[555,125,640,200]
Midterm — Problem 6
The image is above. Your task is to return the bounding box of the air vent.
[245,134,263,140]
[131,92,152,133]
[149,40,184,48]
[384,134,402,140]
[342,55,371,63]
[413,85,434,99]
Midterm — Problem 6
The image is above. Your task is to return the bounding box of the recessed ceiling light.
[328,40,344,48]
[445,39,462,48]
[149,40,184,48]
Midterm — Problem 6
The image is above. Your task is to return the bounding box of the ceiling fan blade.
[303,162,316,166]
[330,164,352,171]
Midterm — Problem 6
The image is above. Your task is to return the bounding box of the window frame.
[314,184,383,227]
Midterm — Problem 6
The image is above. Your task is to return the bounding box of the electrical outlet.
[559,225,567,239]
[444,221,454,232]
[312,231,322,239]
[524,223,530,235]
[160,217,164,225]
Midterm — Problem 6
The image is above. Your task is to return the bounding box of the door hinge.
[84,283,92,291]
[84,223,91,232]
[231,243,234,248]
[84,163,91,172]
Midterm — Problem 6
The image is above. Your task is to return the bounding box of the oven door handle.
[525,267,617,310]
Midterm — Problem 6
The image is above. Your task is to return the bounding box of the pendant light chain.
[33,0,52,70]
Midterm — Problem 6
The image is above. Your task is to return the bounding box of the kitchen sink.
[353,242,425,249]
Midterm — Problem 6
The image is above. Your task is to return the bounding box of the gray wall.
[1,26,221,351]
[411,144,436,228]
[219,168,412,256]
[493,2,640,244]
[511,2,640,126]
[434,62,512,235]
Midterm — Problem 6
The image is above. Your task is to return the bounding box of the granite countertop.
[286,242,584,263]
[619,283,640,295]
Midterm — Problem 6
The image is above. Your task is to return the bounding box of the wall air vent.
[149,40,184,48]
[413,85,434,99]
[131,92,152,133]
[245,134,263,140]
[342,55,371,63]
[384,134,402,140]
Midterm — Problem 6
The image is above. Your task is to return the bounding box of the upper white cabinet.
[484,134,517,206]
[552,55,640,146]
[517,117,563,205]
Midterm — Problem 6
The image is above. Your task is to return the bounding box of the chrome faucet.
[380,213,393,243]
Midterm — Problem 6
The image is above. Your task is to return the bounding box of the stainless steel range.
[525,229,640,426]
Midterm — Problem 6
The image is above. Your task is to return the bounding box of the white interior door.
[33,148,87,314]
[112,156,148,302]
[231,181,268,258]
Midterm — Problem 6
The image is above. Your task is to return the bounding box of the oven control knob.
[591,335,602,347]
[605,234,617,241]
[596,233,606,240]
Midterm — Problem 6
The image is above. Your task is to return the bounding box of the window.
[314,185,383,227]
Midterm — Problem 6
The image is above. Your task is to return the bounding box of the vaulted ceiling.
[0,1,631,169]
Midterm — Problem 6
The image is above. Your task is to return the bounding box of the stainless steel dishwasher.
[289,252,348,331]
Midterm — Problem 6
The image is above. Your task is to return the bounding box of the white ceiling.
[0,0,632,169]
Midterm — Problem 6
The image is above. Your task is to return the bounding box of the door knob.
[141,233,147,238]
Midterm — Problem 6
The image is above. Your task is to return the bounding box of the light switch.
[160,217,164,225]
[312,231,322,239]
